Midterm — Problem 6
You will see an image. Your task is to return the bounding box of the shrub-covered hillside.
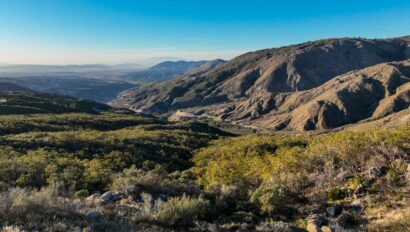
[0,111,408,231]
[0,113,227,192]
[0,91,120,114]
[193,128,410,231]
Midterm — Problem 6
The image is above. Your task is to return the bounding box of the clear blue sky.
[1,0,410,64]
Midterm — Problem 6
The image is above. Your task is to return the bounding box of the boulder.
[101,191,112,200]
[111,193,122,202]
[85,210,100,219]
[100,191,113,204]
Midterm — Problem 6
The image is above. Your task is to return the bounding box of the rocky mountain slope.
[246,60,410,130]
[344,108,410,131]
[185,59,226,76]
[112,36,410,131]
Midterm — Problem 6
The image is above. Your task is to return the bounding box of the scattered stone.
[350,199,362,207]
[85,210,100,219]
[85,193,100,204]
[270,221,302,232]
[327,205,343,217]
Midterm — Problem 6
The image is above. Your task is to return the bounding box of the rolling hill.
[0,76,137,103]
[0,82,32,92]
[0,86,118,115]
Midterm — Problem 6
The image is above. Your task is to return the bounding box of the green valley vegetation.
[0,110,408,231]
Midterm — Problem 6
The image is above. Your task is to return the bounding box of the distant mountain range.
[111,36,410,131]
[120,60,215,84]
[0,64,145,73]
[0,60,213,103]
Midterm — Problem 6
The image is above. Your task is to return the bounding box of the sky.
[0,0,410,65]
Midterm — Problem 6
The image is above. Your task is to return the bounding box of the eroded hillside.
[112,36,410,131]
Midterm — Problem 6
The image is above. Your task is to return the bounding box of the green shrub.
[387,165,407,187]
[369,182,379,192]
[157,195,210,227]
[111,166,167,196]
[327,188,346,201]
[74,189,89,198]
[249,184,290,214]
[349,177,368,189]
[394,193,404,201]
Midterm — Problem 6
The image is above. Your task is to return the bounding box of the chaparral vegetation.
[0,110,408,231]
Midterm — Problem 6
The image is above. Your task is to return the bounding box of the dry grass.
[366,206,410,231]
[0,183,85,231]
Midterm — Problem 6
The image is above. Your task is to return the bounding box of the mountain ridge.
[111,36,410,131]
[120,60,210,84]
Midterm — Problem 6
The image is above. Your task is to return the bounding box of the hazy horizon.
[1,0,410,65]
